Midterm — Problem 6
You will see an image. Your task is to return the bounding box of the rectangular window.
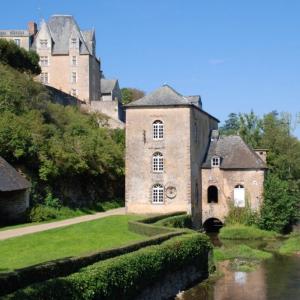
[72,56,77,66]
[40,56,49,66]
[71,72,77,83]
[40,39,48,48]
[14,39,20,46]
[71,88,77,97]
[40,72,48,84]
[71,38,77,47]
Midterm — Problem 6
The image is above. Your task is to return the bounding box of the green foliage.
[154,214,193,229]
[214,244,272,262]
[6,233,212,300]
[0,39,41,74]
[279,233,300,255]
[0,63,125,207]
[259,174,299,233]
[121,87,145,105]
[219,224,277,240]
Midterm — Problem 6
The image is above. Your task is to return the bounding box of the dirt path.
[0,207,126,241]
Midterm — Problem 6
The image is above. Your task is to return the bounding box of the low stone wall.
[137,264,207,300]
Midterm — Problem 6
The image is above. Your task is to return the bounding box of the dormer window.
[211,156,220,167]
[71,38,77,48]
[40,39,48,48]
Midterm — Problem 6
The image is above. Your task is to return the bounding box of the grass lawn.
[0,215,145,272]
[219,224,278,240]
[279,233,300,255]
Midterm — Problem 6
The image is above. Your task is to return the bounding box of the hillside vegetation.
[0,41,125,215]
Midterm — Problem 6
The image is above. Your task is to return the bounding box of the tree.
[121,88,145,105]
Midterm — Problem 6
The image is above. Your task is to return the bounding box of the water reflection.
[176,252,300,300]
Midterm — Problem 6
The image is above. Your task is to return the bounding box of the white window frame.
[40,56,49,66]
[72,56,77,66]
[14,39,20,46]
[152,184,164,204]
[152,152,163,173]
[71,88,77,97]
[40,72,49,84]
[71,38,77,48]
[234,185,245,207]
[40,39,48,48]
[153,120,164,140]
[71,71,77,84]
[211,156,220,167]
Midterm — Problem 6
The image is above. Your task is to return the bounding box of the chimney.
[254,149,268,164]
[211,130,220,141]
[28,21,37,36]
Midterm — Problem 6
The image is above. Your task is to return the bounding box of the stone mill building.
[125,85,267,227]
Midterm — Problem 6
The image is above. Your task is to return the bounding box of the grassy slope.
[0,215,144,272]
[219,224,278,240]
[279,233,300,255]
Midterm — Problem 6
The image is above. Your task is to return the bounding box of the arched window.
[208,186,218,203]
[152,152,164,172]
[234,185,245,207]
[153,120,164,140]
[152,184,164,203]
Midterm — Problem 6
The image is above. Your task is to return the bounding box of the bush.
[28,205,58,222]
[6,233,212,300]
[219,224,278,240]
[154,214,193,229]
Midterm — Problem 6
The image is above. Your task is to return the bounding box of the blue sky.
[1,0,299,137]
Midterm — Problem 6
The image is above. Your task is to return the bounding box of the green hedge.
[6,233,212,300]
[128,212,187,236]
[154,214,193,229]
[0,231,185,297]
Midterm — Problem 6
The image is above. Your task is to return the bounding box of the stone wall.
[0,189,29,222]
[201,168,265,223]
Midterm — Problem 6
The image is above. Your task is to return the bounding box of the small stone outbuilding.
[0,157,31,223]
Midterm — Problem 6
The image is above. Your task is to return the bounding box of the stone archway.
[203,217,223,232]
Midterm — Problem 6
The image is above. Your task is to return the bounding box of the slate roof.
[125,85,219,121]
[185,95,202,109]
[202,135,267,169]
[101,79,117,94]
[0,157,31,192]
[47,15,92,55]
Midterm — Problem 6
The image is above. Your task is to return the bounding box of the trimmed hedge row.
[128,211,187,236]
[154,214,193,229]
[0,231,185,297]
[6,233,212,300]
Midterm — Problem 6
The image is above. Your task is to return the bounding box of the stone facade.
[125,85,267,226]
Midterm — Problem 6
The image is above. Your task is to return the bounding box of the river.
[176,235,300,300]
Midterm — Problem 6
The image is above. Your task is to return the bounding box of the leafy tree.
[219,113,240,135]
[121,87,145,105]
[259,174,299,233]
[0,39,41,74]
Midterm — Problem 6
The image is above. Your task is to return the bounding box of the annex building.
[125,85,267,227]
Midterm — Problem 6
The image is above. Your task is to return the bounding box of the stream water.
[176,234,300,300]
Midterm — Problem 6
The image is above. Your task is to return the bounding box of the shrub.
[44,192,61,209]
[28,205,58,222]
[154,214,193,229]
[219,224,278,240]
[6,233,212,300]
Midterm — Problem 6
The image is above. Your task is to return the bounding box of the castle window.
[152,184,164,204]
[208,186,218,203]
[71,88,77,97]
[72,56,77,66]
[152,152,163,173]
[71,38,77,47]
[153,120,164,140]
[14,39,20,46]
[40,39,48,48]
[234,185,245,207]
[40,72,48,84]
[211,156,220,167]
[40,56,48,66]
[71,72,77,83]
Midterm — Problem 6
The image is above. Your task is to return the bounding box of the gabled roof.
[47,15,91,55]
[0,157,31,192]
[202,135,267,170]
[101,79,118,94]
[125,85,219,122]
